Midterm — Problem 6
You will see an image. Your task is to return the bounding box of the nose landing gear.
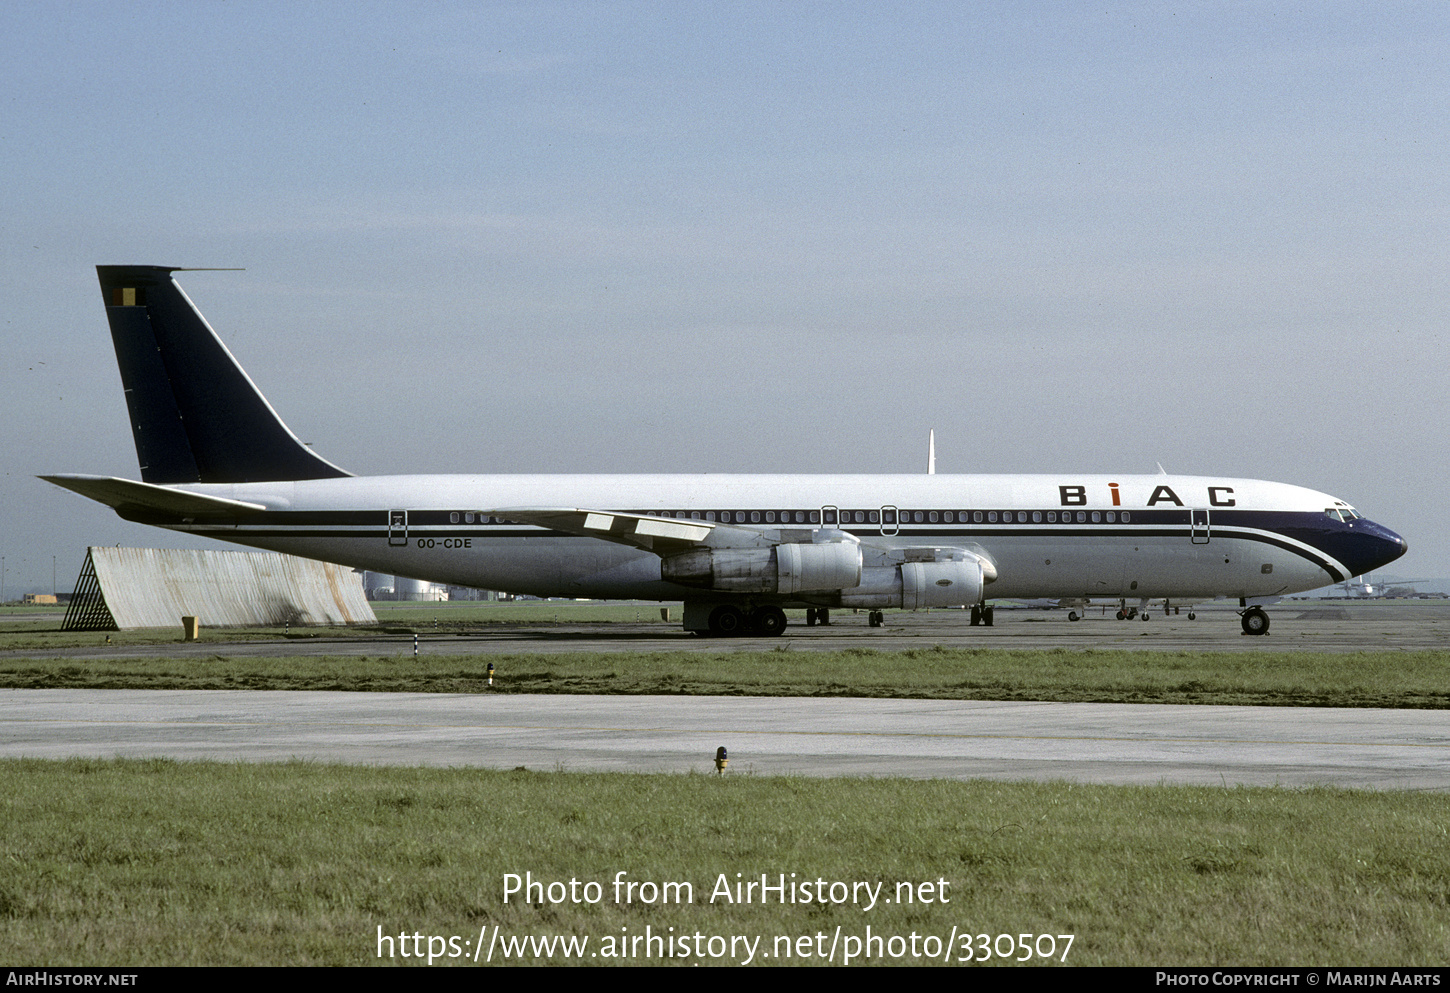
[1240,606,1270,636]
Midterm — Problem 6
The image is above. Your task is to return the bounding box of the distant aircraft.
[1334,574,1431,598]
[42,267,1408,637]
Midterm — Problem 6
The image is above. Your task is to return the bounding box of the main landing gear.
[969,604,994,626]
[805,608,832,627]
[705,604,788,637]
[1240,606,1270,636]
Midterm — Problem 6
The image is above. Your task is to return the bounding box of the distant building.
[393,577,448,601]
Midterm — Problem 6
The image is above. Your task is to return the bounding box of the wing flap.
[491,507,754,553]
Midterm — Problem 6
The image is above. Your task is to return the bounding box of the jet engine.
[840,549,985,609]
[660,534,862,594]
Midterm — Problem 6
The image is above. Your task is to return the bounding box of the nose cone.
[1343,519,1408,578]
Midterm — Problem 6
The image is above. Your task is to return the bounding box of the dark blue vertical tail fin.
[97,266,351,484]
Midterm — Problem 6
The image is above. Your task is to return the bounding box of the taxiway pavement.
[4,689,1447,789]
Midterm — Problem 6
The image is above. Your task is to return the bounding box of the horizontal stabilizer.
[39,474,267,517]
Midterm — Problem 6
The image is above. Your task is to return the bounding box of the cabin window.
[450,512,459,523]
[751,511,761,523]
[1076,511,1087,523]
[1091,512,1101,523]
[1122,511,1131,523]
[1033,511,1042,523]
[988,512,998,523]
[974,511,983,523]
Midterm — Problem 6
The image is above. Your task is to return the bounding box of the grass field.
[2,648,1447,709]
[3,758,1447,966]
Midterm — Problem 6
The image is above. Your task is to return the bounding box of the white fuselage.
[151,472,1396,605]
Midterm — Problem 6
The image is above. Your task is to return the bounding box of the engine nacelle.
[840,554,984,609]
[661,540,862,594]
[901,559,984,609]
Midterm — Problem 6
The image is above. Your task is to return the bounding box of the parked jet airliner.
[43,267,1407,637]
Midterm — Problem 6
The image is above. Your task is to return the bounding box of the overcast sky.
[2,1,1445,596]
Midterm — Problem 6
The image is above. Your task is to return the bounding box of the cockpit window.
[1325,507,1361,522]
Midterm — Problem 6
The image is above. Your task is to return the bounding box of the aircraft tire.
[710,605,747,636]
[806,608,818,626]
[818,609,830,626]
[1068,611,1080,622]
[1188,612,1196,620]
[752,606,787,637]
[1115,609,1126,620]
[970,605,981,626]
[1241,607,1270,636]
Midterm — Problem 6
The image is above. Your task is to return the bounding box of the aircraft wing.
[490,507,778,555]
[39,474,268,517]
